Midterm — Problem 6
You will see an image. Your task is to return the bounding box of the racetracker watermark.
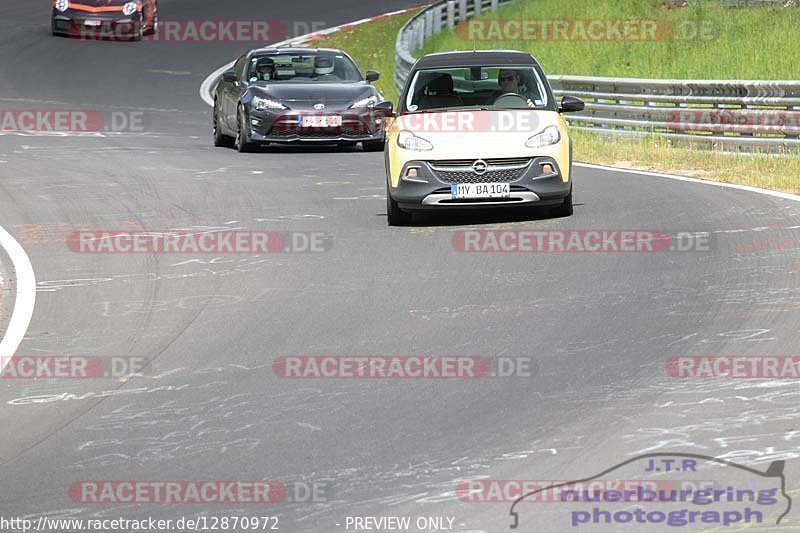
[0,356,149,379]
[458,19,719,42]
[667,356,800,378]
[457,480,681,503]
[667,110,800,135]
[66,230,332,253]
[70,481,285,504]
[272,356,537,379]
[736,235,800,254]
[69,481,332,504]
[0,110,147,133]
[75,20,283,42]
[452,230,710,253]
[397,111,542,133]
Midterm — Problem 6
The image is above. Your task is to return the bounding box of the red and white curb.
[199,7,420,106]
[0,224,36,370]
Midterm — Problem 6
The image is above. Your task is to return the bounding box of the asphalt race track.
[1,1,800,532]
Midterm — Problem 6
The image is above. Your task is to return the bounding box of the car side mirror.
[372,101,395,119]
[222,70,237,83]
[366,70,380,83]
[559,95,585,113]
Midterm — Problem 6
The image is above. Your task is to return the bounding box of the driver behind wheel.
[496,69,536,108]
[498,69,522,94]
[252,58,275,81]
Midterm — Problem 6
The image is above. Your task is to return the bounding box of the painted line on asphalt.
[575,162,800,203]
[0,223,36,369]
[199,7,419,106]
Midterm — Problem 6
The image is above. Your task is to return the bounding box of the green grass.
[573,130,800,194]
[311,9,422,103]
[420,0,800,79]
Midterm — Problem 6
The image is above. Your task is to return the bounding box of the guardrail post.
[425,10,434,37]
[459,0,468,21]
[491,0,499,9]
[474,0,482,16]
[433,6,443,34]
[447,1,455,29]
[417,19,425,49]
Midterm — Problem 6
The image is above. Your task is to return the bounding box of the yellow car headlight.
[525,125,561,149]
[397,130,433,151]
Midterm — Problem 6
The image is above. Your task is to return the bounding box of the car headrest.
[426,74,454,95]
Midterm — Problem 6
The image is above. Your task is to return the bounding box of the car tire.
[551,187,574,218]
[213,100,232,148]
[363,140,385,152]
[386,185,412,226]
[235,105,254,153]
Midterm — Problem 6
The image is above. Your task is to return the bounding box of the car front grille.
[269,126,370,138]
[428,158,531,184]
[268,116,374,138]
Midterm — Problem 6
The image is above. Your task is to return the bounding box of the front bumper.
[245,108,389,144]
[52,9,142,37]
[390,157,570,210]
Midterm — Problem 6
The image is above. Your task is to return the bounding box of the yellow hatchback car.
[385,50,584,225]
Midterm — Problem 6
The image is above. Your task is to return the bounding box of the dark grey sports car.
[212,47,393,152]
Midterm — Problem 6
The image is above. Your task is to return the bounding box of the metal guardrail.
[549,76,800,152]
[395,1,800,152]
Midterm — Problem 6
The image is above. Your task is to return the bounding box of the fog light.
[401,166,426,183]
[542,164,554,174]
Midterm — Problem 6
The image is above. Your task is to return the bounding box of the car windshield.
[246,53,363,84]
[404,66,549,111]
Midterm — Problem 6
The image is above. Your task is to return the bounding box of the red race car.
[52,0,158,40]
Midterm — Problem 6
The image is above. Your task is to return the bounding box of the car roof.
[413,50,540,69]
[248,47,346,56]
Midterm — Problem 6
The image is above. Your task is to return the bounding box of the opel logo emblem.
[314,103,326,110]
[472,159,488,175]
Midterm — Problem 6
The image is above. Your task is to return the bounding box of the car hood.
[248,83,377,110]
[391,110,565,160]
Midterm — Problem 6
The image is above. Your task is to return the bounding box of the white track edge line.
[0,223,36,368]
[576,162,800,203]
